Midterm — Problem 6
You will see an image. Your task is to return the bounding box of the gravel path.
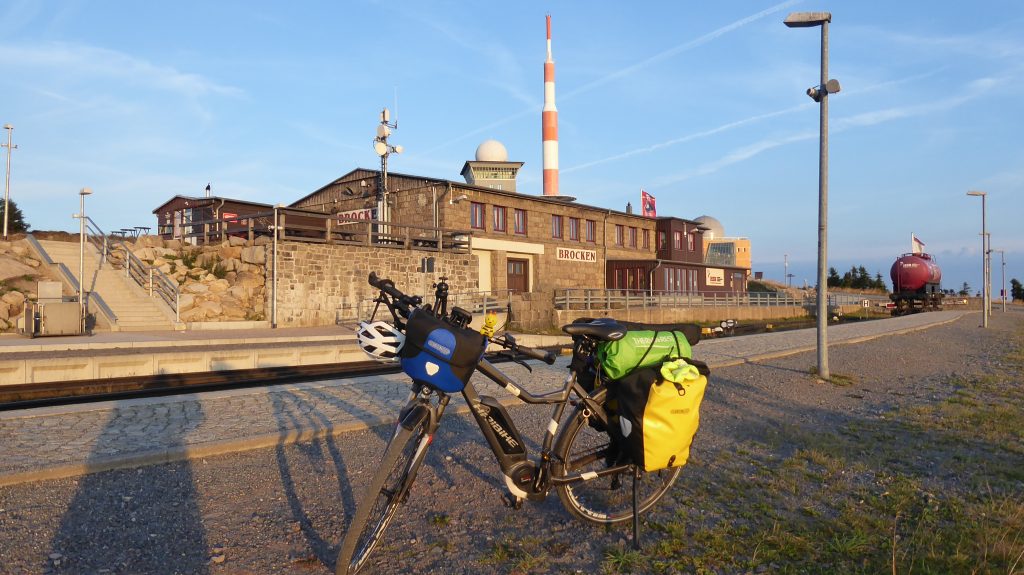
[0,310,1020,574]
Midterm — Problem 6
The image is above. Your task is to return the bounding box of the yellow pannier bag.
[610,358,709,472]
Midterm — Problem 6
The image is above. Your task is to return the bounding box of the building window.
[470,202,485,230]
[628,227,637,248]
[673,230,683,250]
[687,232,695,251]
[568,217,580,241]
[614,225,624,246]
[659,231,667,249]
[493,205,507,232]
[514,209,527,235]
[552,215,563,239]
[585,220,597,242]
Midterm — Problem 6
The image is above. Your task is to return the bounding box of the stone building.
[289,140,748,297]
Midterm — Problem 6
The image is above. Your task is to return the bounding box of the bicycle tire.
[552,387,681,524]
[336,416,432,575]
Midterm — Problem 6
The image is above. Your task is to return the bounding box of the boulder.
[10,243,29,257]
[240,246,266,265]
[177,293,196,312]
[208,279,230,293]
[184,283,210,294]
[199,300,223,315]
[219,246,242,260]
[164,239,182,249]
[227,286,247,301]
[222,302,247,319]
[24,258,40,268]
[2,290,26,307]
[0,318,8,331]
[254,236,271,246]
[137,235,163,248]
[228,235,247,247]
[0,302,9,321]
[234,271,264,289]
[180,307,206,322]
[134,247,156,261]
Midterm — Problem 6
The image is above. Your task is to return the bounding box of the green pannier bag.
[597,329,693,380]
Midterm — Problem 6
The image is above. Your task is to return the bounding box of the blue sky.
[2,1,1022,294]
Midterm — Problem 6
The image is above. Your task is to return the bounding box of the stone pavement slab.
[0,310,969,486]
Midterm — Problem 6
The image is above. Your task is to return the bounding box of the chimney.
[542,15,559,197]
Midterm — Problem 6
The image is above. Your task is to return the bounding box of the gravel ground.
[0,310,1021,574]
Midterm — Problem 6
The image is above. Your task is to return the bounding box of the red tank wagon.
[889,253,943,315]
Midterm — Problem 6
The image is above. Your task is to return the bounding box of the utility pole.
[2,124,17,240]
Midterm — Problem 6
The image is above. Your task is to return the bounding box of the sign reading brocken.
[556,247,597,262]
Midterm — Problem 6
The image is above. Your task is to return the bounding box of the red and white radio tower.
[542,14,559,197]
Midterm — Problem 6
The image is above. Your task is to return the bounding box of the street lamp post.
[77,187,93,333]
[785,12,840,380]
[2,124,17,241]
[992,248,1005,312]
[967,191,987,327]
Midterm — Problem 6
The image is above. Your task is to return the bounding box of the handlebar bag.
[597,330,693,381]
[400,309,487,393]
[607,359,708,472]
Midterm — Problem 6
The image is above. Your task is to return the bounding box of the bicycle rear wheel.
[552,388,681,524]
[336,414,432,575]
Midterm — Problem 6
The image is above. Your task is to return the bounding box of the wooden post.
[325,217,333,245]
[247,218,254,243]
[278,212,286,240]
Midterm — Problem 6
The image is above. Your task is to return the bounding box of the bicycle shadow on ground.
[266,377,418,567]
[47,400,210,574]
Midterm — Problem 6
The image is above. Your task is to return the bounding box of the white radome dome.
[475,139,509,162]
[694,215,725,239]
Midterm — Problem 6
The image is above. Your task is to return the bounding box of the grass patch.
[634,324,1024,573]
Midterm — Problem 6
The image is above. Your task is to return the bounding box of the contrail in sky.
[423,0,801,155]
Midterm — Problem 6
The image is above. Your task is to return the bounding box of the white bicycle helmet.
[356,321,405,362]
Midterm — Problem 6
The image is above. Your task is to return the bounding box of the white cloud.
[0,42,241,99]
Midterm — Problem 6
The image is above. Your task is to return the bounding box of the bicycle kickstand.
[632,468,642,550]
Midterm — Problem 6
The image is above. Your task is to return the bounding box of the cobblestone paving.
[0,311,966,484]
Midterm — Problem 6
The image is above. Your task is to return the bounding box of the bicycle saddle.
[562,318,626,341]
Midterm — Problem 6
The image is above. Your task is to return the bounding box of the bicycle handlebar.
[516,344,557,365]
[368,272,420,317]
[491,333,557,366]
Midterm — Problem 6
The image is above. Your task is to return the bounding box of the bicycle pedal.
[501,493,524,510]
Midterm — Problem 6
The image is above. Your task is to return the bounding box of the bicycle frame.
[397,352,631,504]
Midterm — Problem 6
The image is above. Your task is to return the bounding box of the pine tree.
[1011,278,1023,302]
[0,199,30,235]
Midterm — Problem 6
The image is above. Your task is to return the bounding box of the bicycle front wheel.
[552,387,681,524]
[336,414,432,575]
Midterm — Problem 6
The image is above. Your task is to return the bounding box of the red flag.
[641,190,657,217]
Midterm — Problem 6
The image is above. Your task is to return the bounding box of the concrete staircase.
[36,239,177,331]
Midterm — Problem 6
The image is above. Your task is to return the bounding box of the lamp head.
[966,190,986,197]
[79,187,93,196]
[784,12,831,27]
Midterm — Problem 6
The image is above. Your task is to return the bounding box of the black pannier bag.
[399,308,487,393]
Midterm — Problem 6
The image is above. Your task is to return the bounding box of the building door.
[507,258,529,294]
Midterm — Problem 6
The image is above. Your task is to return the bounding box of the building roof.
[151,195,273,214]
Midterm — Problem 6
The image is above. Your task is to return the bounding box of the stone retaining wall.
[273,243,477,327]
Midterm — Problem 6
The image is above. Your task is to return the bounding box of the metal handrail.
[555,288,813,311]
[84,216,180,323]
[23,233,119,324]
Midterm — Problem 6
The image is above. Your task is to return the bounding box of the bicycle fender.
[399,403,430,431]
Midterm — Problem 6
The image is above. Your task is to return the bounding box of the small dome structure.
[694,215,724,239]
[475,139,509,162]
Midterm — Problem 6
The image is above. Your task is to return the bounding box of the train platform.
[0,324,362,385]
[0,310,972,487]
